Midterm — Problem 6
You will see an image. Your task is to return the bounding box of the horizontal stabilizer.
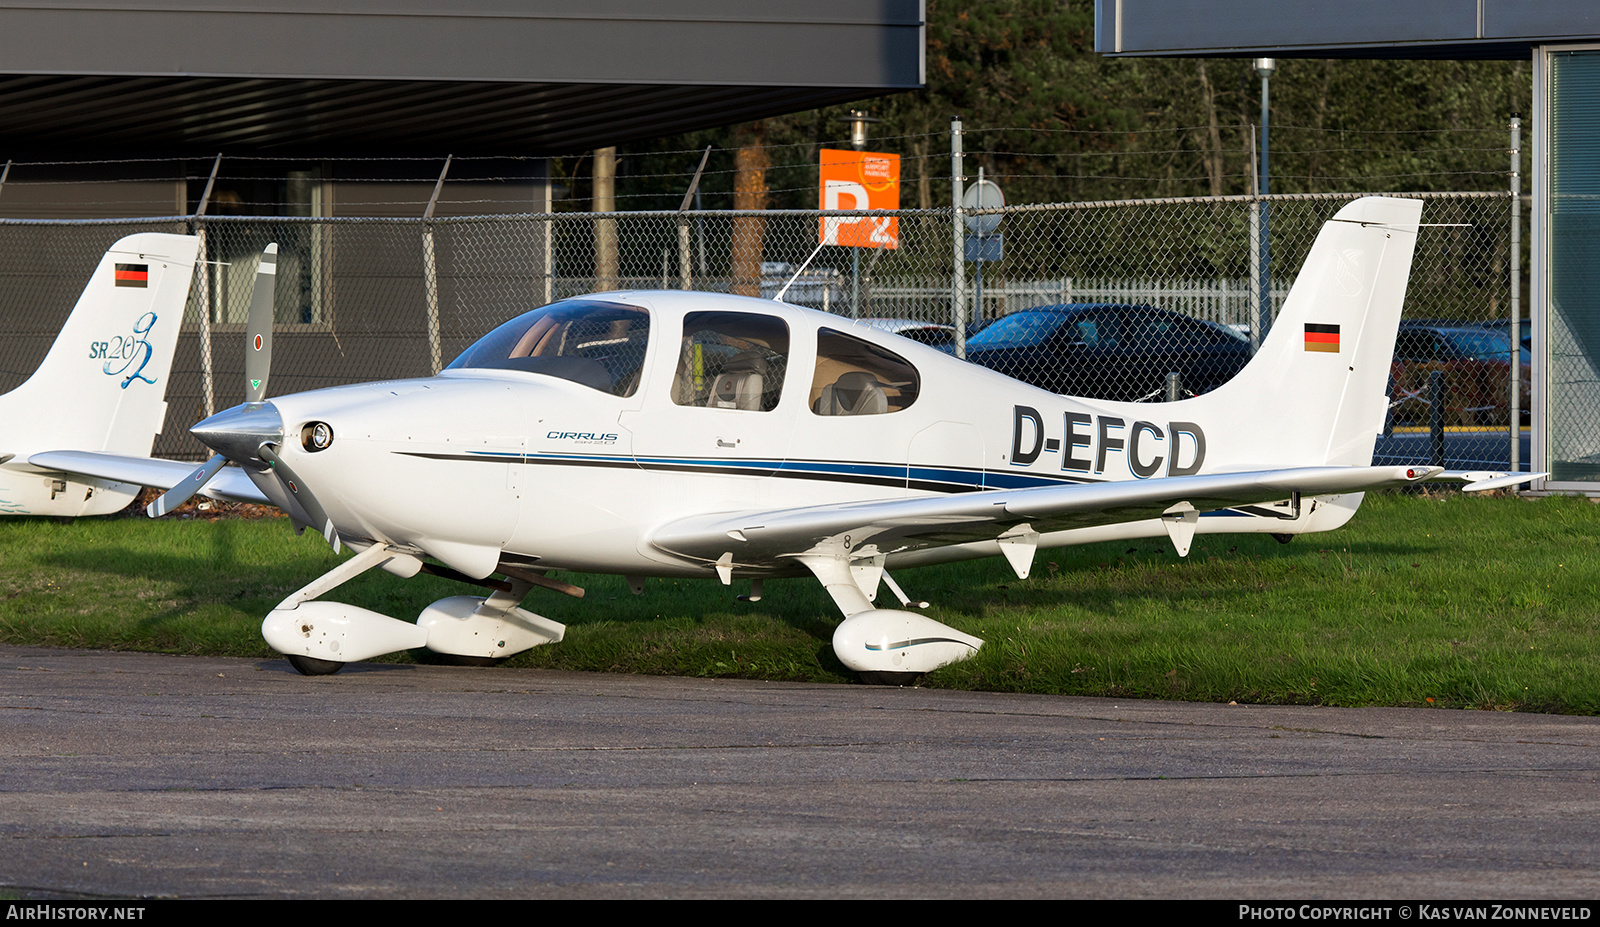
[1432,470,1548,493]
[28,450,270,506]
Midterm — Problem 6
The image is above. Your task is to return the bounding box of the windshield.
[446,299,650,396]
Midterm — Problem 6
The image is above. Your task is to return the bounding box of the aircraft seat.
[709,351,768,410]
[814,371,888,416]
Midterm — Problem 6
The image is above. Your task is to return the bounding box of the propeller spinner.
[146,244,339,550]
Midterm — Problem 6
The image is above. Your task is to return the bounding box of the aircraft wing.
[649,464,1439,567]
[27,450,271,506]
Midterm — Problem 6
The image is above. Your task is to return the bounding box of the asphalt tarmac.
[3,645,1599,900]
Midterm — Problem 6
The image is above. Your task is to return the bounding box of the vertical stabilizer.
[0,232,198,515]
[1191,197,1422,467]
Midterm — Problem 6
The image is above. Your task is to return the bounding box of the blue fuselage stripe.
[403,449,1283,519]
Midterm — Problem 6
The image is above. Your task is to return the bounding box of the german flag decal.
[1304,323,1340,353]
[114,263,149,288]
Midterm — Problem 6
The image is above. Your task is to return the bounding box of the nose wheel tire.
[286,654,345,676]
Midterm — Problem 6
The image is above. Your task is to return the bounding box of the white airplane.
[0,233,198,516]
[31,197,1537,680]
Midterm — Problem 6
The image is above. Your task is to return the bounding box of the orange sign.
[818,149,899,249]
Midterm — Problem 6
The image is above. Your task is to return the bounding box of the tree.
[559,0,1530,211]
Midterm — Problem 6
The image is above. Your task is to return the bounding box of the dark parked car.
[1389,323,1530,426]
[943,303,1253,400]
[1475,317,1531,351]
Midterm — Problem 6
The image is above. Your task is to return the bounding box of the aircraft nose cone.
[190,401,284,466]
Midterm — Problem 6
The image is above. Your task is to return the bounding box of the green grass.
[2,490,1598,712]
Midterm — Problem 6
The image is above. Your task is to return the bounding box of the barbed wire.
[980,169,1509,181]
[0,152,1508,191]
[0,176,209,186]
[1263,123,1515,135]
[0,122,1518,215]
[0,123,1513,169]
[963,123,1512,136]
[962,146,1508,159]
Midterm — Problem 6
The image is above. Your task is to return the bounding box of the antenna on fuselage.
[775,241,826,303]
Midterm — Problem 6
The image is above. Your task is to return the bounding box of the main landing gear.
[796,553,984,685]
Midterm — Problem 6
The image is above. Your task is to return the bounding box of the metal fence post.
[1509,115,1523,472]
[1248,131,1262,354]
[1430,370,1446,467]
[541,178,555,307]
[1256,68,1274,345]
[194,153,222,417]
[951,116,966,359]
[422,155,451,375]
[194,224,212,416]
[678,146,711,291]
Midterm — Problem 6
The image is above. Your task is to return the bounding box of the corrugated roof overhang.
[0,1,925,156]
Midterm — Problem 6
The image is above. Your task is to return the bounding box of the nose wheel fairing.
[263,600,429,665]
[263,542,566,675]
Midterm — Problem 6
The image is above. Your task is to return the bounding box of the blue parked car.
[943,303,1253,400]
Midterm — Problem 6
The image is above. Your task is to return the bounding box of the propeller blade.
[244,243,278,403]
[257,443,340,553]
[146,454,227,518]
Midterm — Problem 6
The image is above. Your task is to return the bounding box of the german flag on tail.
[114,263,148,288]
[1304,323,1340,353]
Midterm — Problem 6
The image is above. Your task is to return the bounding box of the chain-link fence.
[0,191,1520,467]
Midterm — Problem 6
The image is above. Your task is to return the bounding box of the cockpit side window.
[810,328,920,416]
[672,311,790,412]
[445,299,649,397]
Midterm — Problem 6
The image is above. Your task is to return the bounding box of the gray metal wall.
[0,1,924,85]
[1097,0,1600,56]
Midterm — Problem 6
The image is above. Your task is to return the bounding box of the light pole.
[1255,58,1275,341]
[846,110,875,151]
[841,109,879,317]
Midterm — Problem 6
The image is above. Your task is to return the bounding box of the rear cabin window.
[671,311,790,412]
[810,328,920,415]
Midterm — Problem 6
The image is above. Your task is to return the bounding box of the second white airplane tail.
[1190,196,1423,468]
[3,232,199,456]
[0,232,198,515]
